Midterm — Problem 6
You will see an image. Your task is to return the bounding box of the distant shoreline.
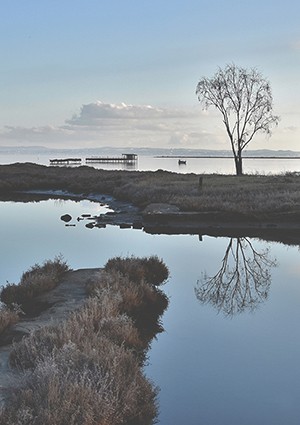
[156,155,300,159]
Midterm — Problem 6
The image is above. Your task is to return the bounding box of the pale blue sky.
[0,0,299,150]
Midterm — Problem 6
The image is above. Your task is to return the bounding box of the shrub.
[10,296,143,370]
[0,305,19,335]
[104,255,169,286]
[142,256,170,285]
[1,340,158,425]
[87,269,169,344]
[0,256,70,309]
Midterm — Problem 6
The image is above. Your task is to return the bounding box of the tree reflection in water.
[195,238,277,316]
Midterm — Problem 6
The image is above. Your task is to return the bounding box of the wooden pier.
[85,154,137,164]
[50,158,82,165]
[50,154,137,166]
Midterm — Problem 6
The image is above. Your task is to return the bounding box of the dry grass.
[1,163,300,219]
[1,340,157,425]
[87,268,169,343]
[0,256,169,425]
[104,255,169,286]
[0,305,19,335]
[10,297,144,370]
[0,256,70,310]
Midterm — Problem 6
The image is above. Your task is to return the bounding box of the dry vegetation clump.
[102,256,169,339]
[10,296,143,370]
[1,340,157,425]
[0,305,19,335]
[104,255,169,286]
[0,256,169,425]
[87,268,169,343]
[0,256,69,312]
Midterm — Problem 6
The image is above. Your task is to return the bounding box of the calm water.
[1,151,300,174]
[1,199,300,424]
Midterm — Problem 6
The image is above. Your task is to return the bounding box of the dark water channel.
[1,199,300,425]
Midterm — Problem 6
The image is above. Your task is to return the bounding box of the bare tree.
[196,64,279,175]
[195,238,277,316]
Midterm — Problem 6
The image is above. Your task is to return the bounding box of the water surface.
[1,151,300,174]
[1,199,300,424]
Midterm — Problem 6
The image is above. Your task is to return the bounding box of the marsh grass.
[87,267,169,343]
[1,341,158,425]
[1,163,300,218]
[104,255,169,286]
[0,256,69,312]
[0,306,19,335]
[0,256,169,425]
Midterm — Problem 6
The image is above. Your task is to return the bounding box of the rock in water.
[61,214,72,222]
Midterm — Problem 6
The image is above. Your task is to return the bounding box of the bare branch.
[195,238,277,316]
[196,64,280,175]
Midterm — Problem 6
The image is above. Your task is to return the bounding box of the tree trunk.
[234,152,243,176]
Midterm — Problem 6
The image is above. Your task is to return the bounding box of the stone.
[60,214,72,222]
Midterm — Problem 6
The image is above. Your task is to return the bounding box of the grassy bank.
[0,256,169,425]
[1,163,300,220]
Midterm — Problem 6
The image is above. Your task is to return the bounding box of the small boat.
[178,159,187,165]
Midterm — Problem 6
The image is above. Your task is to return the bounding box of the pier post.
[198,176,203,191]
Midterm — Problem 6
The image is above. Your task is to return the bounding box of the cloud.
[0,100,225,149]
[66,100,185,126]
[64,101,217,149]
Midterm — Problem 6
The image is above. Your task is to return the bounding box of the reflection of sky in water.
[1,200,300,424]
